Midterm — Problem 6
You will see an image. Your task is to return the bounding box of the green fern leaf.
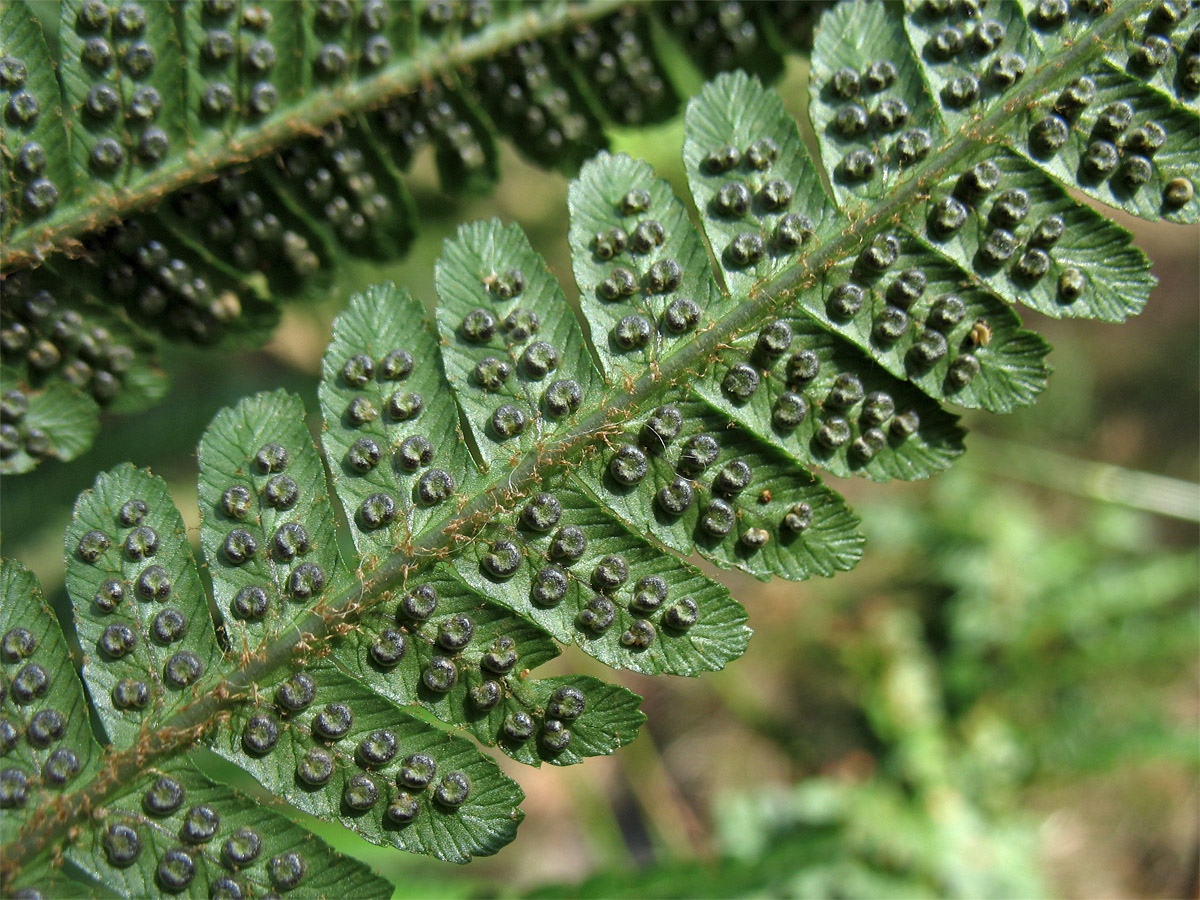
[0,261,168,473]
[1,0,821,472]
[319,283,476,553]
[434,220,606,466]
[198,390,354,648]
[0,560,102,834]
[62,760,391,898]
[65,463,224,747]
[0,1,68,212]
[208,666,525,864]
[576,148,968,483]
[1,559,389,897]
[2,2,1195,894]
[0,367,100,474]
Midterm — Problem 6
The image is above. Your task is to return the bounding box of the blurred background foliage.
[1,60,1196,900]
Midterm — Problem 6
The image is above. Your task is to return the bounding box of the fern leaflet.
[1,1,1196,896]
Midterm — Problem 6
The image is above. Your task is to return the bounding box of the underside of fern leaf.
[0,0,823,472]
[1,1,1197,896]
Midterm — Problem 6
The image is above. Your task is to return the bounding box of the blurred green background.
[2,60,1197,899]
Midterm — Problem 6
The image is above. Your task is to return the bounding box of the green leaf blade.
[209,667,525,864]
[808,1,944,212]
[1015,63,1200,225]
[452,481,754,676]
[331,565,646,766]
[567,152,726,383]
[199,389,353,653]
[691,319,968,482]
[434,219,604,469]
[319,283,481,555]
[901,0,1037,138]
[573,395,865,582]
[329,564,576,754]
[0,366,101,475]
[0,560,103,847]
[64,759,392,899]
[901,146,1156,324]
[491,675,646,768]
[0,0,72,238]
[687,72,1052,425]
[66,463,224,748]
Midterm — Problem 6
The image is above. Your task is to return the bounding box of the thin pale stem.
[977,436,1200,521]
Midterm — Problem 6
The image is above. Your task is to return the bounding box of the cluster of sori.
[473,40,598,169]
[0,284,129,405]
[457,265,581,438]
[590,154,935,486]
[689,125,990,465]
[0,271,141,459]
[88,214,249,345]
[372,81,487,181]
[75,495,207,699]
[332,343,456,511]
[817,0,1196,223]
[1,53,57,220]
[210,442,329,624]
[565,8,676,127]
[274,122,402,257]
[825,56,932,176]
[321,278,725,670]
[701,140,811,267]
[923,162,1089,299]
[1,1,163,222]
[1025,66,1194,211]
[482,491,704,649]
[922,0,1195,210]
[1,627,84,800]
[313,230,762,671]
[663,0,783,76]
[561,153,861,561]
[101,773,309,896]
[378,81,492,189]
[195,381,644,774]
[192,0,284,121]
[238,670,474,819]
[68,1,171,177]
[420,0,494,34]
[596,400,814,559]
[353,574,597,753]
[722,317,926,463]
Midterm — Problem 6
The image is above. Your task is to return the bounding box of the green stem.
[977,435,1200,522]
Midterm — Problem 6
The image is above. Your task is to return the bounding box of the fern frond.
[0,0,822,472]
[1,1,1195,895]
